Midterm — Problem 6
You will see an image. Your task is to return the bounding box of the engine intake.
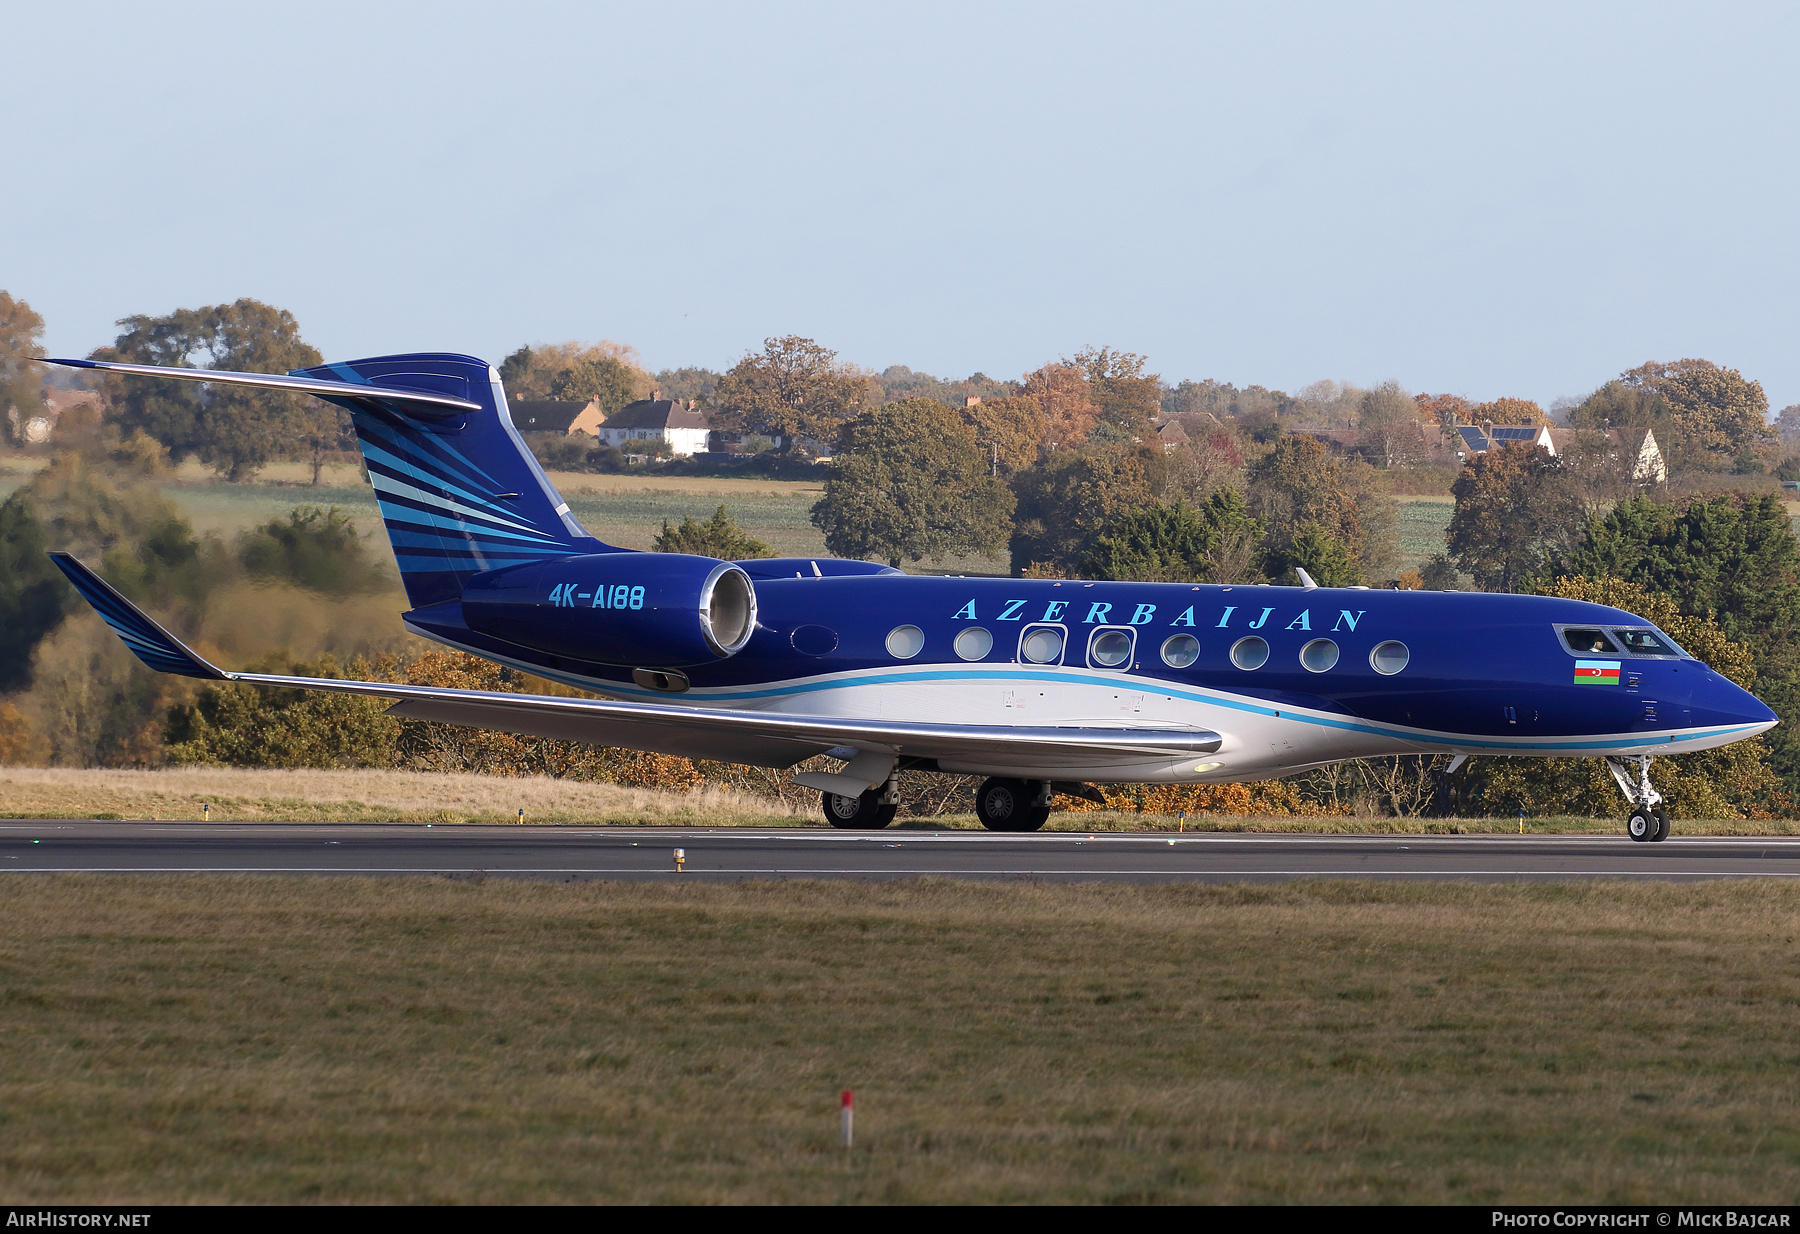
[460,553,758,669]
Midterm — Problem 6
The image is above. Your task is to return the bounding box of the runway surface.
[1,820,1799,881]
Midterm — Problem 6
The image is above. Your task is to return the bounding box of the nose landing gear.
[1607,755,1670,843]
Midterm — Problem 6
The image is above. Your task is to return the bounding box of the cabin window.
[886,625,924,659]
[1230,636,1269,670]
[1370,641,1409,675]
[1300,638,1339,672]
[1020,625,1065,665]
[1161,633,1200,668]
[1613,627,1681,657]
[1088,627,1135,669]
[954,627,993,661]
[1563,628,1619,655]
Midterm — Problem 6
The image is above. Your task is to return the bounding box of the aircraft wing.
[50,552,1223,777]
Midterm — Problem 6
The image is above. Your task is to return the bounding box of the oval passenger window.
[1370,641,1409,675]
[1231,636,1269,671]
[1021,627,1064,664]
[1161,634,1200,668]
[885,625,924,659]
[1300,638,1339,672]
[1090,629,1133,667]
[954,627,993,661]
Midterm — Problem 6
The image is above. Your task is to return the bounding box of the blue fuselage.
[404,566,1777,780]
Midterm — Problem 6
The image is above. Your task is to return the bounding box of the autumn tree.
[1414,392,1472,430]
[1019,363,1097,449]
[1073,345,1161,433]
[498,340,648,403]
[0,291,45,444]
[958,395,1043,477]
[1446,442,1584,592]
[1472,396,1546,426]
[98,300,328,481]
[1621,358,1768,471]
[713,336,868,453]
[652,505,773,559]
[550,354,645,417]
[811,400,1014,567]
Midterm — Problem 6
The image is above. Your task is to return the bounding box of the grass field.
[1395,497,1452,574]
[3,876,1800,1203]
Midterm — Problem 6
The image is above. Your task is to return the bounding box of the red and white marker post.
[841,1089,854,1147]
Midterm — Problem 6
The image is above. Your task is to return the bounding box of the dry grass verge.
[0,767,801,826]
[3,877,1800,1203]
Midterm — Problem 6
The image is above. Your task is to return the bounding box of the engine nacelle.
[460,553,758,669]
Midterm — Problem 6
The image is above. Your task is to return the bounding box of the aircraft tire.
[1627,809,1656,842]
[1019,805,1051,832]
[1651,805,1671,843]
[822,789,895,830]
[976,778,1034,831]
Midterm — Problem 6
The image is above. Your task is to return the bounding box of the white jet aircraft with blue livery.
[38,352,1777,840]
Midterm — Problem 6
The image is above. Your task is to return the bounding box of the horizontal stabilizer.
[47,552,226,680]
[38,357,481,416]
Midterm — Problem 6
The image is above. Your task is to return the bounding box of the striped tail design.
[288,353,609,607]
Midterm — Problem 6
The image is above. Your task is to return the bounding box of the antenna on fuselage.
[1294,567,1320,591]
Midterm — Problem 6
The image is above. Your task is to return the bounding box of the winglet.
[46,552,227,680]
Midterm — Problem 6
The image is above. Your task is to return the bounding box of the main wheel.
[822,789,896,830]
[1019,805,1051,832]
[1651,804,1671,843]
[1627,808,1655,842]
[976,778,1036,831]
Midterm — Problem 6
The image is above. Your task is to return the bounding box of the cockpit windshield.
[1555,623,1692,659]
[1613,627,1684,657]
[1563,628,1618,655]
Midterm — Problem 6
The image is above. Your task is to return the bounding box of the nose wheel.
[975,778,1052,832]
[1608,756,1670,843]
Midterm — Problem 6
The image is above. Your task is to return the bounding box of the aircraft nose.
[1706,675,1778,731]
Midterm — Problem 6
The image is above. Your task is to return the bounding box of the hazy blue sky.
[8,1,1798,409]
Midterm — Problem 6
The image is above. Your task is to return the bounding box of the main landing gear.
[1607,755,1670,843]
[821,777,899,830]
[819,775,1061,832]
[975,778,1052,832]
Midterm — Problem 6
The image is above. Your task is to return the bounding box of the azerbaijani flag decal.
[1574,659,1621,685]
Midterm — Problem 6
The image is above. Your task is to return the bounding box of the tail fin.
[290,353,604,605]
[44,352,614,608]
